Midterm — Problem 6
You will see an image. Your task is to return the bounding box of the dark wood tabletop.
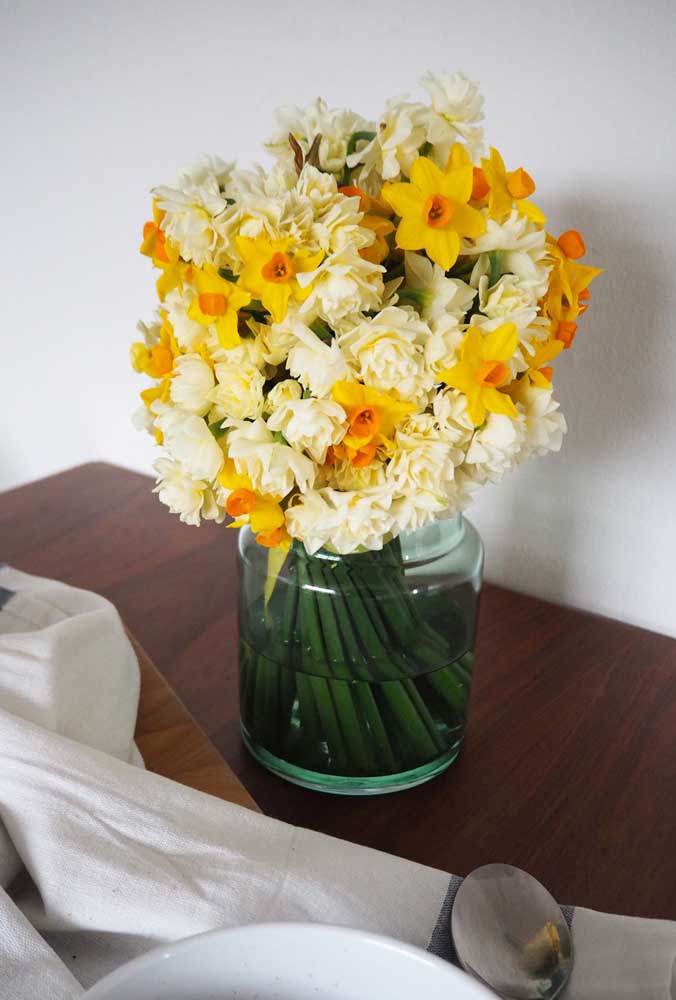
[1,462,675,920]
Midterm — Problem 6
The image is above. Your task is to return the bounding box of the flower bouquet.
[132,70,600,792]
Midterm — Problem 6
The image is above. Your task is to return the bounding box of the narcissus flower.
[520,338,564,388]
[381,150,485,270]
[481,147,546,226]
[543,237,602,348]
[130,312,180,379]
[236,235,324,324]
[331,381,415,464]
[187,265,252,349]
[439,323,519,426]
[140,201,178,269]
[338,185,395,264]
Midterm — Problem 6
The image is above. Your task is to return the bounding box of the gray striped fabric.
[427,875,575,964]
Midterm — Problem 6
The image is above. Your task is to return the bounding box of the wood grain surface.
[130,631,258,812]
[1,463,675,919]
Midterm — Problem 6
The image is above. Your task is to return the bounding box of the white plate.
[84,922,494,999]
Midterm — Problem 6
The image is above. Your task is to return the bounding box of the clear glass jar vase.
[237,515,483,794]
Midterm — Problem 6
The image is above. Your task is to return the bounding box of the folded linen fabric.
[0,567,674,1000]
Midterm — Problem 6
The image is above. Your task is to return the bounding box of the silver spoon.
[451,863,573,999]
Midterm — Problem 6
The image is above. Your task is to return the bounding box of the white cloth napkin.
[0,566,675,1000]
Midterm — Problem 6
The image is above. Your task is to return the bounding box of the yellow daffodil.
[236,236,324,324]
[543,233,602,348]
[439,323,519,426]
[130,311,180,379]
[339,185,395,264]
[140,201,178,269]
[331,381,415,465]
[521,338,564,388]
[480,147,546,226]
[140,201,193,301]
[381,148,485,271]
[188,265,252,350]
[222,479,290,549]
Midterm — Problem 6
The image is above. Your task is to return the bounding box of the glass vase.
[237,515,483,794]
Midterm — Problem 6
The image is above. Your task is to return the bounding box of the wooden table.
[1,463,675,921]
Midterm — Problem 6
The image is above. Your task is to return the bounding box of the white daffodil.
[226,418,315,497]
[286,486,395,555]
[210,361,265,422]
[338,306,431,400]
[266,379,303,413]
[169,354,215,416]
[350,96,428,188]
[163,287,206,351]
[432,389,476,450]
[404,252,476,323]
[511,382,567,459]
[464,412,526,485]
[265,98,374,175]
[286,327,352,398]
[153,158,232,267]
[470,211,551,301]
[153,456,225,526]
[298,245,384,329]
[420,70,484,163]
[153,405,224,482]
[267,397,346,464]
[387,428,456,499]
[476,273,540,331]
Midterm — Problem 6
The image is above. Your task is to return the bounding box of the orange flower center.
[557,230,586,259]
[471,167,490,201]
[226,488,256,518]
[538,366,554,383]
[149,345,173,376]
[506,168,535,200]
[198,292,228,317]
[477,360,510,388]
[256,526,286,548]
[555,321,578,349]
[351,442,377,467]
[142,221,170,263]
[350,406,381,439]
[423,193,454,229]
[261,252,295,283]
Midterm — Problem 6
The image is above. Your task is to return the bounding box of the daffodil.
[439,323,519,426]
[236,236,324,324]
[543,236,602,348]
[520,338,564,388]
[381,149,485,271]
[130,311,180,379]
[187,265,252,350]
[338,185,395,264]
[140,202,192,301]
[331,381,415,465]
[479,147,546,226]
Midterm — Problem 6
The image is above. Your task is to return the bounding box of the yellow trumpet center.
[198,292,228,317]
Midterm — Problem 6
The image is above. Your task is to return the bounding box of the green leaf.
[218,267,237,282]
[340,130,377,185]
[208,421,228,439]
[488,250,503,288]
[309,318,333,343]
[272,430,289,446]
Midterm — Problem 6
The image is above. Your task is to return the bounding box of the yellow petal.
[424,227,460,271]
[395,216,428,251]
[466,385,486,426]
[439,360,476,396]
[461,327,484,367]
[438,165,473,204]
[446,142,471,169]
[187,296,212,328]
[516,199,547,226]
[261,282,291,324]
[483,322,518,362]
[382,182,423,219]
[529,369,551,389]
[216,311,241,349]
[250,498,285,533]
[450,202,486,239]
[483,387,518,419]
[409,156,444,197]
[331,380,363,411]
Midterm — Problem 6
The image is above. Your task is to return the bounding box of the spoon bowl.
[451,863,573,999]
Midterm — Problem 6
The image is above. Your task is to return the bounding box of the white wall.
[2,0,675,636]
